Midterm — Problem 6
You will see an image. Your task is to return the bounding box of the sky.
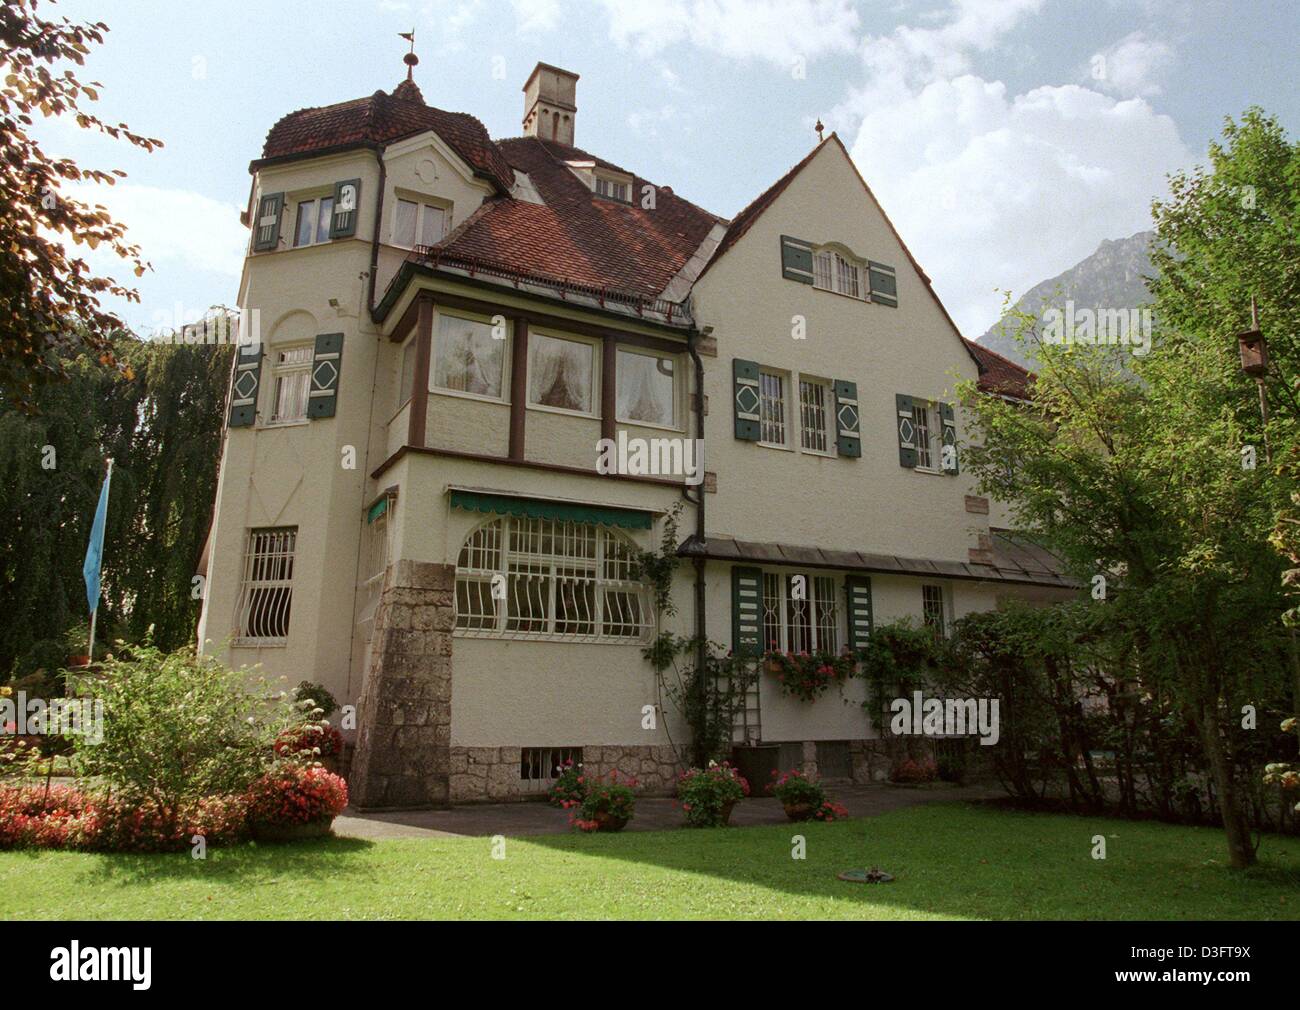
[34,0,1300,339]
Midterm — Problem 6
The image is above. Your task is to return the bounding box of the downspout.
[686,327,708,693]
[367,144,388,316]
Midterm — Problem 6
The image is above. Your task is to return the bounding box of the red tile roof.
[434,136,722,300]
[258,84,515,192]
[964,339,1034,399]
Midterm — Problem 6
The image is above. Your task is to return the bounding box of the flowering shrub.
[891,757,938,784]
[274,721,344,761]
[570,770,636,832]
[247,763,348,828]
[677,761,749,827]
[765,651,854,702]
[770,769,848,822]
[548,759,585,808]
[1263,716,1300,814]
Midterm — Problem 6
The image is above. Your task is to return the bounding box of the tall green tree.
[963,109,1298,868]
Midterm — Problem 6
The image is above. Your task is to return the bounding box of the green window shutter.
[780,235,814,284]
[252,192,284,252]
[844,575,874,650]
[329,179,362,239]
[307,332,343,418]
[868,261,897,307]
[229,343,263,427]
[833,379,860,458]
[733,358,761,441]
[895,393,918,468]
[731,566,764,657]
[940,401,958,474]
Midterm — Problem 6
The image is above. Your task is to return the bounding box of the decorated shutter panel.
[895,393,918,468]
[833,379,860,458]
[731,566,764,657]
[779,235,814,284]
[868,260,898,307]
[307,332,343,418]
[732,358,761,441]
[252,192,284,252]
[228,343,263,427]
[940,401,958,474]
[329,179,362,239]
[844,575,874,650]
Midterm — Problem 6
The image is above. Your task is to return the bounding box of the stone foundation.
[450,744,684,803]
[348,560,455,810]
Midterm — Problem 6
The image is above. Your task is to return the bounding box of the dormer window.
[812,247,864,299]
[393,197,448,249]
[594,174,630,202]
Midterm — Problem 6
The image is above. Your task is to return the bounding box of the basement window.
[520,747,583,791]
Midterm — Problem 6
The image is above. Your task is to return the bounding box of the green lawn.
[2,802,1297,920]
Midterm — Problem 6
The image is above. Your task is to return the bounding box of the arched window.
[455,516,651,642]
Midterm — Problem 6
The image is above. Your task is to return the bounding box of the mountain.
[976,230,1157,369]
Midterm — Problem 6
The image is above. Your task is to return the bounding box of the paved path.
[333,782,1002,840]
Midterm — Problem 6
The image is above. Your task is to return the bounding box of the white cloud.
[599,0,860,65]
[841,0,1191,336]
[510,0,561,32]
[1086,31,1174,97]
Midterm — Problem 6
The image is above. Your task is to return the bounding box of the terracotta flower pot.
[591,810,629,832]
[783,802,815,822]
[251,816,336,842]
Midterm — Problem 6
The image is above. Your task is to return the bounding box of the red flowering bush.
[766,651,854,701]
[891,757,938,784]
[274,721,344,761]
[548,759,585,808]
[677,761,749,827]
[247,763,348,828]
[0,784,89,848]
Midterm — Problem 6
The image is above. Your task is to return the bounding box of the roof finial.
[815,118,825,143]
[399,29,418,81]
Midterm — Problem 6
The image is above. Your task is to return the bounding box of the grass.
[2,802,1297,920]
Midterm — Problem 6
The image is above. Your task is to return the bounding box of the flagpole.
[87,458,114,664]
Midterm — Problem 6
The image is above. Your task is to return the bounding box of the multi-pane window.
[799,378,831,453]
[922,584,949,640]
[812,248,865,298]
[617,349,676,427]
[594,176,630,202]
[455,517,651,642]
[530,333,595,414]
[293,196,334,247]
[913,401,935,469]
[434,313,507,398]
[761,571,840,653]
[759,370,787,445]
[236,528,296,644]
[393,198,446,249]
[271,346,313,423]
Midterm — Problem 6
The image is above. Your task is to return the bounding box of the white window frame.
[234,527,297,646]
[912,399,944,473]
[758,368,790,448]
[291,193,335,248]
[615,346,681,430]
[761,571,841,654]
[593,172,632,203]
[454,516,652,643]
[431,310,510,403]
[269,345,313,424]
[811,245,866,300]
[391,195,450,250]
[527,329,599,417]
[798,376,833,455]
[922,583,951,640]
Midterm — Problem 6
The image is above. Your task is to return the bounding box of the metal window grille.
[359,512,391,642]
[799,379,830,452]
[814,576,840,653]
[813,250,833,290]
[454,517,651,642]
[785,575,813,654]
[236,527,296,644]
[922,584,948,640]
[835,254,861,298]
[519,746,583,792]
[762,571,841,653]
[762,573,783,652]
[272,346,313,422]
[759,371,786,445]
[913,402,934,469]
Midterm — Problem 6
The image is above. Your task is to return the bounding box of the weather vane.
[399,29,418,80]
[815,118,825,143]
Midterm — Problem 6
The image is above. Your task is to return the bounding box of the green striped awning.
[448,490,652,530]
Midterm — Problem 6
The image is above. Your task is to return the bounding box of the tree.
[0,0,162,411]
[961,110,1298,869]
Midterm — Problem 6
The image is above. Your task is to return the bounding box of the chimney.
[522,62,578,147]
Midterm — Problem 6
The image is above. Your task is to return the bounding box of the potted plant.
[677,761,749,827]
[765,651,854,701]
[247,762,348,842]
[770,768,847,822]
[548,758,585,808]
[570,770,636,832]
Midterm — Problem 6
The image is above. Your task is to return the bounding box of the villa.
[196,56,1070,808]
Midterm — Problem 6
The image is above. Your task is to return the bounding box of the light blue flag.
[82,464,112,614]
